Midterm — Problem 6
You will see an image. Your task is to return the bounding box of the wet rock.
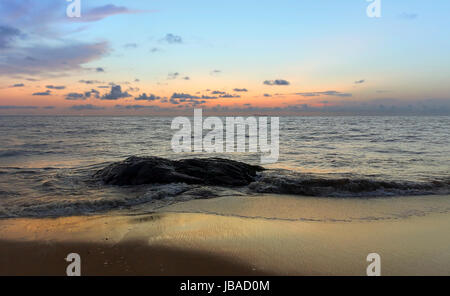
[94,156,264,186]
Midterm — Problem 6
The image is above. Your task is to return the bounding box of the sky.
[0,0,449,115]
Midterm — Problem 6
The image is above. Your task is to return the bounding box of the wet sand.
[0,214,267,276]
[0,240,265,276]
[1,194,449,276]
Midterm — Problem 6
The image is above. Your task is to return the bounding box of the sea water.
[0,115,449,218]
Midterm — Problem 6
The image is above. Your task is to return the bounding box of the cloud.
[10,83,24,87]
[169,92,218,106]
[0,105,38,110]
[70,104,105,111]
[0,41,109,76]
[264,94,272,97]
[171,93,200,100]
[233,88,248,92]
[168,72,180,80]
[115,104,160,110]
[219,93,241,98]
[0,1,58,34]
[65,93,86,100]
[263,79,290,86]
[100,85,131,100]
[0,25,22,49]
[354,80,365,84]
[85,89,100,98]
[79,80,102,84]
[95,67,105,72]
[150,47,161,53]
[211,91,226,95]
[168,72,190,80]
[210,70,221,76]
[295,91,352,98]
[0,1,148,34]
[72,5,149,23]
[46,85,66,90]
[32,90,51,96]
[65,89,99,100]
[0,1,114,77]
[161,34,183,44]
[43,106,55,110]
[135,93,164,101]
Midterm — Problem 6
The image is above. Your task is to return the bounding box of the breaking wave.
[0,161,449,218]
[250,169,450,197]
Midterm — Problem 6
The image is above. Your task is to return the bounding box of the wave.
[0,150,27,158]
[0,149,62,158]
[250,170,450,197]
[0,158,449,218]
[0,183,191,218]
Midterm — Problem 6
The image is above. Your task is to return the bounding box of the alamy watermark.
[171,109,279,164]
[366,253,381,276]
[366,0,382,18]
[65,253,81,276]
[66,0,81,18]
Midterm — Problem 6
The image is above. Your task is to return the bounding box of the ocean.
[0,115,449,218]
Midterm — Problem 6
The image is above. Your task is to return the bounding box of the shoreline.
[1,194,450,276]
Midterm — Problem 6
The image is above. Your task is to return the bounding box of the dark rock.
[94,156,265,186]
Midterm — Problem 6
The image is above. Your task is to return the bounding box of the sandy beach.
[1,194,449,276]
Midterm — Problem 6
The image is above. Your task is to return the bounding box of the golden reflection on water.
[1,194,449,275]
[140,209,450,276]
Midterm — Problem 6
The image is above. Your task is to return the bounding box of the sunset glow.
[1,0,449,115]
